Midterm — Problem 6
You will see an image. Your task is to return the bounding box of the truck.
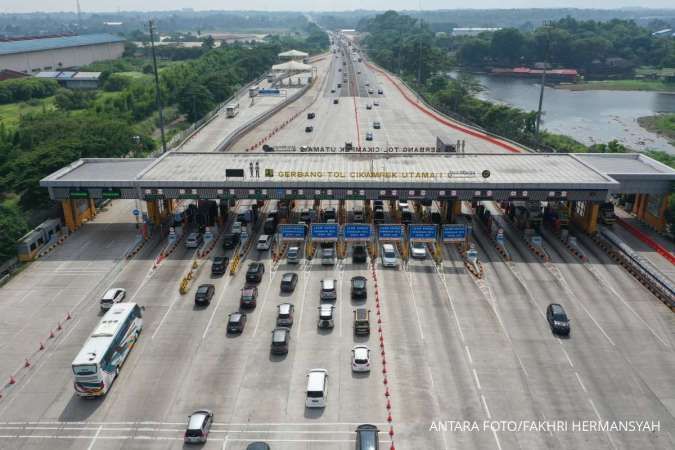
[598,202,616,225]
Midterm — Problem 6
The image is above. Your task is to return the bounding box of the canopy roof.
[278,49,309,58]
[272,61,312,72]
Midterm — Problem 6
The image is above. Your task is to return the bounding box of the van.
[287,245,300,263]
[353,308,370,335]
[263,217,277,234]
[305,369,328,408]
[256,234,272,251]
[381,244,399,268]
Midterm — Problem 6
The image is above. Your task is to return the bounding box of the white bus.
[225,102,240,118]
[71,302,143,397]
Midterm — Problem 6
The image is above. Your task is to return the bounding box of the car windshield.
[229,314,241,323]
[272,330,286,342]
[413,242,425,249]
[352,278,366,288]
[197,286,209,294]
[242,289,254,298]
[384,250,395,258]
[72,364,97,376]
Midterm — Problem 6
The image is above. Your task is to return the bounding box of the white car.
[100,288,126,310]
[231,221,242,235]
[320,279,337,301]
[410,241,428,259]
[256,234,272,251]
[287,245,300,263]
[352,345,371,372]
[381,244,399,268]
[185,232,203,248]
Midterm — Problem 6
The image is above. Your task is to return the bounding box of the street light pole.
[535,22,552,143]
[149,20,167,153]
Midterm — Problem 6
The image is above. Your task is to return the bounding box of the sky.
[3,1,675,14]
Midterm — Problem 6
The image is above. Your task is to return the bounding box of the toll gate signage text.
[311,223,339,241]
[344,224,372,241]
[409,224,438,242]
[378,224,403,241]
[442,224,467,242]
[280,224,306,241]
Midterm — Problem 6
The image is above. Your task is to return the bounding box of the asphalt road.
[0,38,674,450]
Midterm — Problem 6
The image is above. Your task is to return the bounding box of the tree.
[202,35,215,49]
[0,202,29,262]
[177,84,214,122]
[490,28,526,66]
[54,89,95,111]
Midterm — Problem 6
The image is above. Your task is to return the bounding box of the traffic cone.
[386,399,391,409]
[57,322,62,331]
[9,375,16,385]
[66,312,72,320]
[385,387,390,397]
[387,413,392,422]
[390,444,395,450]
[49,330,55,339]
[383,377,388,385]
[39,342,45,351]
[389,426,394,437]
[24,359,30,368]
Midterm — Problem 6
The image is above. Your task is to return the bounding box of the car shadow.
[304,407,325,419]
[317,327,334,335]
[269,352,288,362]
[353,335,371,344]
[351,371,370,379]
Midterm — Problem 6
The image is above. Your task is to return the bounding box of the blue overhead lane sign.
[409,224,437,241]
[344,224,372,241]
[442,224,467,242]
[280,224,306,241]
[378,224,403,241]
[311,223,339,241]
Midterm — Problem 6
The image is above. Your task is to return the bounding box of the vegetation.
[0,78,59,105]
[451,17,675,76]
[638,114,675,144]
[558,79,675,92]
[0,24,329,264]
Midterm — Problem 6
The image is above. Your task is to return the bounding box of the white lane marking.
[222,434,229,449]
[465,345,473,365]
[404,269,425,340]
[585,263,668,348]
[480,394,492,420]
[543,261,615,347]
[575,372,588,393]
[202,275,233,340]
[0,421,388,426]
[435,262,466,342]
[0,435,388,443]
[561,346,574,368]
[491,428,503,450]
[252,266,277,337]
[86,425,102,450]
[338,263,344,338]
[588,399,619,450]
[588,398,602,421]
[472,368,482,391]
[295,261,312,337]
[150,294,181,340]
[0,314,83,416]
[16,289,34,305]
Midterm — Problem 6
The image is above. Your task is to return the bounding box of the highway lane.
[475,203,675,449]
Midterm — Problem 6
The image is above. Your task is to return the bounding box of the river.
[472,74,675,154]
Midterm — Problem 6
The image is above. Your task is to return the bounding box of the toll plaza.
[40,151,674,237]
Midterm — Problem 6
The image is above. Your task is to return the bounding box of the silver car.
[184,409,213,444]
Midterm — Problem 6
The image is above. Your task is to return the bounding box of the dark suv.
[355,424,379,450]
[240,287,258,308]
[271,327,291,354]
[194,284,215,306]
[246,262,265,283]
[546,303,570,336]
[211,256,229,276]
[227,312,247,334]
[352,245,367,263]
[351,276,367,300]
[222,233,239,250]
[280,273,298,293]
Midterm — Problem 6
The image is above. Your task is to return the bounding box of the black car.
[333,99,339,104]
[355,424,379,450]
[307,112,316,119]
[227,312,247,334]
[352,245,367,264]
[246,443,271,450]
[222,233,239,250]
[262,144,274,152]
[246,262,265,283]
[194,284,215,306]
[211,256,229,276]
[305,126,314,133]
[271,327,291,354]
[351,276,367,300]
[280,273,299,293]
[263,217,277,235]
[546,303,570,336]
[240,287,258,308]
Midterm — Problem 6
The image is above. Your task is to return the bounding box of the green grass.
[558,79,675,92]
[638,113,675,144]
[0,97,56,129]
[116,71,152,79]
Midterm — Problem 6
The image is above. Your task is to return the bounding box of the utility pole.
[535,22,552,142]
[75,0,82,31]
[149,20,167,153]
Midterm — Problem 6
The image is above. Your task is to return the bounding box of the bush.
[103,73,132,92]
[54,89,96,111]
[0,78,58,104]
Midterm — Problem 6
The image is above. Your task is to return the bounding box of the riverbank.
[556,79,675,92]
[638,114,675,145]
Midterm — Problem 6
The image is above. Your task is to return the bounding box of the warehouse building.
[0,34,125,74]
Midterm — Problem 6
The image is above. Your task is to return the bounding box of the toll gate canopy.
[41,152,675,202]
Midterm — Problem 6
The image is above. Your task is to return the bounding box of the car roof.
[382,243,395,251]
[322,279,335,288]
[214,256,226,262]
[102,288,121,299]
[356,424,379,431]
[242,287,256,294]
[353,346,369,358]
[229,312,243,321]
[272,328,289,340]
[187,410,211,429]
[246,442,271,450]
[278,303,292,313]
[249,262,262,269]
[319,304,334,312]
[258,234,269,240]
[352,276,367,282]
[197,284,213,292]
[550,303,566,315]
[282,272,296,280]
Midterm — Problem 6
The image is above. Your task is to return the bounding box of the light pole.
[149,20,167,153]
[535,22,552,143]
